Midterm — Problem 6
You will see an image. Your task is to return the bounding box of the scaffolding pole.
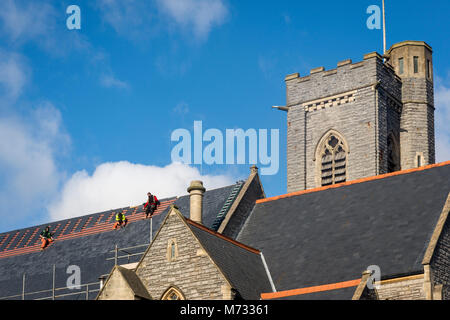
[382,0,387,55]
[52,264,56,300]
[114,244,118,265]
[22,273,25,300]
[150,217,153,243]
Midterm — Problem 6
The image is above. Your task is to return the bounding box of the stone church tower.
[283,40,435,193]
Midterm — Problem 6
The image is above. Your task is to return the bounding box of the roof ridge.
[0,198,177,237]
[258,160,450,204]
[260,278,361,300]
[185,218,260,255]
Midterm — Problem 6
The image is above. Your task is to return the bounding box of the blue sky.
[0,0,449,232]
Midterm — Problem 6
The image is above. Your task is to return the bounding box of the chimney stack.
[187,180,206,224]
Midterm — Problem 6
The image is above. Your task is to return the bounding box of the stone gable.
[135,208,232,300]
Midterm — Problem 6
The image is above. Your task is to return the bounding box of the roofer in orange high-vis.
[113,211,128,230]
[40,226,54,251]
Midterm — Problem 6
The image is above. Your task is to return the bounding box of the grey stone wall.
[376,277,425,300]
[430,217,450,300]
[97,269,135,300]
[135,211,231,300]
[400,78,435,169]
[286,55,403,192]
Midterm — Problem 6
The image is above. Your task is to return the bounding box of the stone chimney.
[187,180,206,224]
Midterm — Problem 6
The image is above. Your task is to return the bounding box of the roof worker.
[144,192,160,219]
[40,226,54,251]
[113,210,128,230]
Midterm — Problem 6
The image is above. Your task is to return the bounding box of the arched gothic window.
[316,131,349,187]
[161,287,185,300]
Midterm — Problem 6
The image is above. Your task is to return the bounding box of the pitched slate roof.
[186,219,273,300]
[115,266,152,300]
[0,183,241,300]
[237,162,450,300]
[261,279,361,300]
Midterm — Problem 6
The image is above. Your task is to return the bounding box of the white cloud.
[173,102,190,115]
[100,74,130,90]
[96,0,228,41]
[0,103,70,230]
[435,78,450,162]
[0,0,89,56]
[48,161,234,220]
[0,0,56,43]
[0,50,29,99]
[156,0,228,39]
[96,0,154,38]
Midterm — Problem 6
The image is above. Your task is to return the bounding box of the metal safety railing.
[106,216,154,265]
[106,243,149,265]
[0,264,100,301]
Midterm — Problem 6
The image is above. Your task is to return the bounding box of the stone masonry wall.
[135,211,231,300]
[431,216,450,300]
[376,277,425,300]
[400,78,435,169]
[376,60,402,174]
[97,269,135,300]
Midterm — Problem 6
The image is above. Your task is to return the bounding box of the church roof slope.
[237,162,450,300]
[186,219,273,300]
[115,266,152,300]
[0,183,241,300]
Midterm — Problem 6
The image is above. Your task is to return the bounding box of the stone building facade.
[134,209,234,300]
[284,41,435,192]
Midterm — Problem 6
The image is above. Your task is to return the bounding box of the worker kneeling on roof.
[40,226,54,251]
[113,211,128,230]
[144,192,160,218]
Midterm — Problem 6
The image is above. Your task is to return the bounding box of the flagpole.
[382,0,386,55]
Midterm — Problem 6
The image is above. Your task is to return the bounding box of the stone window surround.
[166,238,179,262]
[415,152,425,168]
[314,129,350,188]
[161,286,185,300]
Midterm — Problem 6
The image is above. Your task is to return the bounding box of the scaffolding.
[106,243,149,265]
[0,264,100,301]
[0,216,154,300]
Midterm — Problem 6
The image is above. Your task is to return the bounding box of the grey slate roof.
[115,266,152,300]
[187,221,273,300]
[270,287,358,300]
[0,184,240,300]
[237,163,450,300]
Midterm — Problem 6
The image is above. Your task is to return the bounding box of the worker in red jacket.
[144,192,160,218]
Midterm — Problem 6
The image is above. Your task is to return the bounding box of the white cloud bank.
[48,161,234,221]
[0,103,69,229]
